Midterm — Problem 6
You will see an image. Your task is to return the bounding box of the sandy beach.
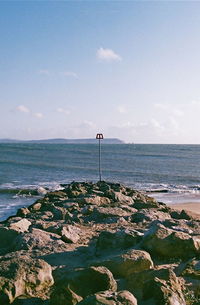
[170,202,200,215]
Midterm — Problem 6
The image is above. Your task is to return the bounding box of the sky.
[1,1,200,144]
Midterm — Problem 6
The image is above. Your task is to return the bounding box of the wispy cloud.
[154,103,168,111]
[17,105,30,113]
[191,100,200,106]
[33,112,43,119]
[80,120,96,128]
[16,105,43,119]
[173,109,183,117]
[117,105,127,114]
[106,115,183,143]
[57,107,71,115]
[62,71,78,78]
[154,103,183,117]
[38,69,50,76]
[97,47,122,62]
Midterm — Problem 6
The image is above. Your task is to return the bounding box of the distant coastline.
[0,138,124,144]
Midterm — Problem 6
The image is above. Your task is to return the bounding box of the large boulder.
[127,268,186,305]
[78,290,138,305]
[90,207,133,223]
[0,255,54,304]
[142,223,200,258]
[77,196,111,206]
[133,194,159,209]
[13,228,67,253]
[50,266,117,305]
[131,209,171,223]
[8,218,32,233]
[95,249,154,278]
[0,227,19,251]
[104,190,134,205]
[96,229,142,254]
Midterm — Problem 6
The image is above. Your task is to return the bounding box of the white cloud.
[172,109,184,117]
[16,105,44,119]
[38,69,50,75]
[17,105,30,113]
[33,112,43,119]
[154,103,184,117]
[191,100,200,106]
[154,103,168,110]
[62,71,78,78]
[57,107,70,115]
[63,121,97,139]
[105,114,184,143]
[150,118,165,131]
[79,120,96,128]
[117,105,127,114]
[97,47,122,62]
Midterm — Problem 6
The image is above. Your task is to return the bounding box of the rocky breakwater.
[1,181,200,305]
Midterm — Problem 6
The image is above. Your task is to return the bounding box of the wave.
[0,188,41,196]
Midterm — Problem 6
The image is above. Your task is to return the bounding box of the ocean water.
[1,143,200,221]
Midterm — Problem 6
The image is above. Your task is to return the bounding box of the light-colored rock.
[142,223,200,258]
[61,225,80,243]
[29,202,42,212]
[96,249,154,278]
[17,207,30,217]
[112,191,134,204]
[92,207,133,221]
[9,219,31,233]
[131,209,171,223]
[13,228,67,253]
[78,196,111,206]
[0,256,54,303]
[37,187,47,195]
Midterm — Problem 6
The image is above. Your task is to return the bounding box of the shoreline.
[168,201,200,215]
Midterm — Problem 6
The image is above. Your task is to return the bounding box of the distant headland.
[0,138,125,144]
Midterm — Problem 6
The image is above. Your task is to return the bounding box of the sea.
[1,143,200,221]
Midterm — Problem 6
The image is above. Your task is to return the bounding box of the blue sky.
[1,1,200,143]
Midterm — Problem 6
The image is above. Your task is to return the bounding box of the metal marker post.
[96,133,104,181]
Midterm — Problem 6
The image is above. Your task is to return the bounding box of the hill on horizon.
[0,138,125,144]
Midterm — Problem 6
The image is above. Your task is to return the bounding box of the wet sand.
[170,202,200,215]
